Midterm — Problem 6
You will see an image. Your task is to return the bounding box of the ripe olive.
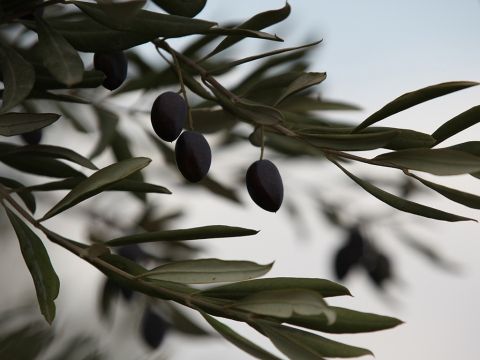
[175,131,211,182]
[21,129,42,145]
[141,307,170,349]
[93,51,128,90]
[246,159,283,212]
[151,92,187,142]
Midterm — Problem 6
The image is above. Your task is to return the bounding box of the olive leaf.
[0,112,59,136]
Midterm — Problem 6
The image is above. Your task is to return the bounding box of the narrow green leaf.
[90,107,119,159]
[260,323,373,359]
[41,157,151,220]
[201,313,282,360]
[278,96,360,113]
[97,0,146,18]
[152,0,206,17]
[1,155,85,178]
[275,72,327,105]
[28,91,91,104]
[107,225,258,246]
[432,105,480,145]
[0,42,35,112]
[5,208,60,324]
[34,67,105,90]
[201,277,350,300]
[332,159,474,222]
[0,112,59,136]
[1,144,97,170]
[234,98,284,125]
[447,141,480,157]
[374,148,480,175]
[301,130,398,151]
[203,3,290,60]
[233,289,335,324]
[409,173,480,209]
[137,258,273,284]
[0,177,36,213]
[286,306,403,334]
[35,16,84,86]
[354,81,479,132]
[167,304,210,336]
[57,103,90,133]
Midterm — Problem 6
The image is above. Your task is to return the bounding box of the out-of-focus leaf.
[286,306,403,334]
[5,208,60,324]
[167,304,210,336]
[74,1,215,37]
[152,0,206,17]
[0,176,36,213]
[36,16,84,86]
[200,277,350,299]
[409,173,480,209]
[432,105,480,145]
[0,42,35,112]
[332,159,474,222]
[191,108,237,134]
[301,129,398,151]
[232,98,284,125]
[278,96,360,113]
[0,323,53,360]
[57,103,90,133]
[233,289,335,324]
[28,90,91,104]
[107,225,258,246]
[197,175,241,203]
[1,155,85,178]
[201,313,282,360]
[0,143,97,170]
[203,3,290,60]
[90,107,119,159]
[34,68,104,90]
[354,81,478,132]
[275,72,327,105]
[0,112,59,136]
[374,148,480,175]
[41,157,151,220]
[260,323,373,359]
[137,258,273,284]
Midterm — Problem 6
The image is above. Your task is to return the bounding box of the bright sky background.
[1,1,480,360]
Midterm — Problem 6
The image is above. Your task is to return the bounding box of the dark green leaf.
[332,159,474,222]
[286,306,403,334]
[260,323,373,359]
[200,277,350,299]
[191,108,237,134]
[0,112,59,136]
[0,144,97,170]
[5,208,60,324]
[432,105,480,145]
[447,141,480,157]
[0,42,35,112]
[278,96,360,113]
[107,225,258,246]
[41,157,151,220]
[409,173,480,209]
[168,304,210,336]
[57,103,90,133]
[0,177,36,213]
[1,155,85,178]
[374,148,480,175]
[275,72,327,105]
[203,3,290,60]
[34,68,105,90]
[137,258,273,284]
[97,0,146,18]
[201,312,282,360]
[152,0,206,17]
[28,90,91,104]
[234,98,284,125]
[354,81,479,132]
[35,16,84,86]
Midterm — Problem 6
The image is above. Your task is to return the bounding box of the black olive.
[93,52,128,90]
[20,129,42,145]
[151,92,187,142]
[175,131,211,182]
[246,159,283,212]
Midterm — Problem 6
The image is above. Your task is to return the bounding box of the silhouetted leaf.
[355,81,478,131]
[36,16,84,86]
[201,313,282,360]
[90,107,119,159]
[0,42,35,112]
[41,157,151,220]
[432,105,480,145]
[1,155,85,178]
[332,159,474,222]
[152,0,206,17]
[0,177,36,213]
[5,208,60,324]
[138,258,273,284]
[0,112,59,136]
[107,225,258,246]
[275,72,326,105]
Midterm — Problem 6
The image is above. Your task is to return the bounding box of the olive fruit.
[151,92,187,142]
[140,307,170,349]
[175,131,211,182]
[246,159,283,212]
[365,252,392,287]
[21,129,42,145]
[333,226,364,280]
[93,51,128,90]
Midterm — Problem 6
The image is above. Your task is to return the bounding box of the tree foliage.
[0,1,478,358]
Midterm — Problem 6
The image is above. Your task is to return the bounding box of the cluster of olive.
[93,51,284,212]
